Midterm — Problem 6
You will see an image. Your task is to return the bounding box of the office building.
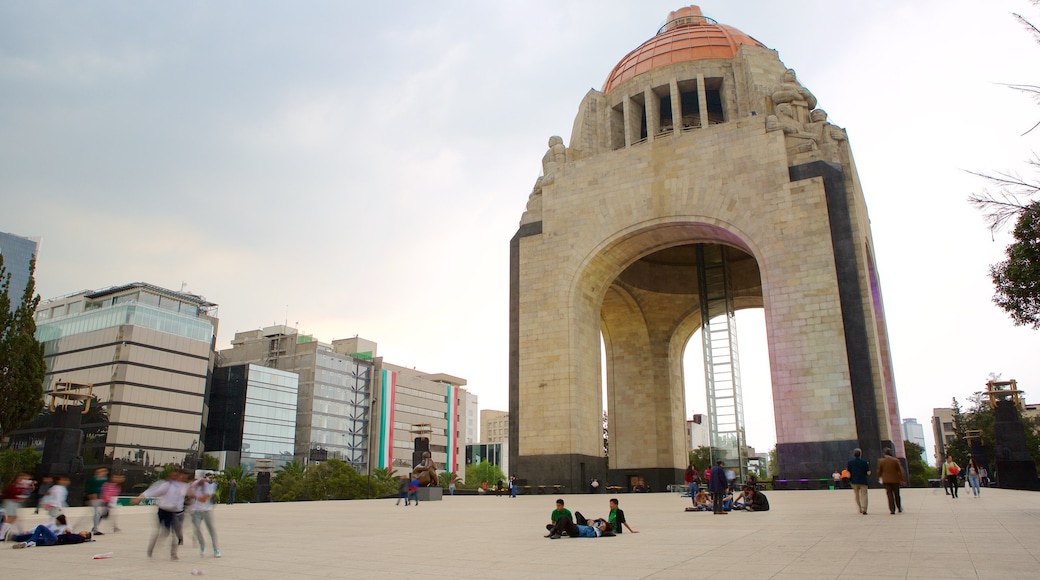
[219,326,374,471]
[0,231,40,313]
[932,408,956,465]
[14,282,218,489]
[902,418,927,458]
[206,363,299,472]
[376,362,470,479]
[480,410,508,444]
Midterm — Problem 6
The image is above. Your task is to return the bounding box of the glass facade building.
[219,327,375,472]
[8,283,217,492]
[0,231,40,314]
[206,364,298,472]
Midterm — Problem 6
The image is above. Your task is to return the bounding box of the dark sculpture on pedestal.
[412,451,438,487]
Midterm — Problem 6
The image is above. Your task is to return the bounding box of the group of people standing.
[131,469,221,560]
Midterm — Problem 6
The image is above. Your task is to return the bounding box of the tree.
[217,464,256,504]
[0,447,40,486]
[270,460,307,502]
[301,458,366,500]
[201,454,220,470]
[991,202,1040,327]
[688,446,712,473]
[767,447,779,477]
[461,461,504,488]
[0,254,46,440]
[969,4,1040,325]
[904,441,936,487]
[947,390,1040,474]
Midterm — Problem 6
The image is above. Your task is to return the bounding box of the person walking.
[100,474,123,533]
[510,475,518,498]
[966,458,982,497]
[847,448,871,515]
[189,473,220,558]
[408,475,419,506]
[227,478,237,504]
[396,475,410,506]
[876,448,905,515]
[2,473,34,540]
[941,456,960,499]
[708,460,728,515]
[85,466,109,536]
[132,469,190,560]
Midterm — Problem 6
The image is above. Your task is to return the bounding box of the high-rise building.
[0,231,40,313]
[205,363,299,473]
[218,326,374,471]
[902,418,926,458]
[14,282,218,489]
[686,414,710,452]
[462,390,479,445]
[376,363,469,478]
[480,410,508,444]
[932,408,956,465]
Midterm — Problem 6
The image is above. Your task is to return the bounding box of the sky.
[2,1,1039,464]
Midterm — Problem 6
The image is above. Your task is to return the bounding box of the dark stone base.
[995,460,1040,491]
[778,440,894,483]
[516,453,607,493]
[608,467,684,493]
[417,486,443,501]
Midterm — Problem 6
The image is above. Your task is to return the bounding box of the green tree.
[201,454,220,470]
[270,460,307,502]
[217,464,256,504]
[946,390,1040,474]
[0,447,40,486]
[461,461,504,489]
[904,441,936,487]
[437,470,458,489]
[990,202,1040,327]
[767,447,779,477]
[688,446,713,474]
[301,458,366,500]
[968,5,1040,326]
[0,255,46,440]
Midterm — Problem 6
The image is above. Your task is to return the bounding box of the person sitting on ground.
[692,489,712,511]
[545,498,574,538]
[744,487,770,511]
[607,497,638,533]
[10,515,92,548]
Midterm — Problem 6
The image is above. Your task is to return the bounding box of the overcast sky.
[3,1,1039,463]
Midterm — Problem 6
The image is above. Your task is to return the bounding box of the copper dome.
[603,6,765,93]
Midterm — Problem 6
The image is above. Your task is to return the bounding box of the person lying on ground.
[10,515,92,548]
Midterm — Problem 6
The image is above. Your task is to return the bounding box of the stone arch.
[567,218,765,488]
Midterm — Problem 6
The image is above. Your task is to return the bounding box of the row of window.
[36,303,214,343]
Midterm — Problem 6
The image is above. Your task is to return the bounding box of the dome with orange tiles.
[603,6,765,93]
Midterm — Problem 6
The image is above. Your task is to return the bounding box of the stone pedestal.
[417,486,443,501]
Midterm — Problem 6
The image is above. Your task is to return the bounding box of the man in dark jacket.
[847,448,871,515]
[708,460,728,515]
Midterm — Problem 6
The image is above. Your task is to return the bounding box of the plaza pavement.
[2,486,1039,579]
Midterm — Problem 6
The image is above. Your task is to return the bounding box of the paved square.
[3,487,1038,578]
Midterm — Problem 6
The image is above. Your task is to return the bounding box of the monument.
[509,6,903,491]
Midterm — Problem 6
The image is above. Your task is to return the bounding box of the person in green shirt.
[608,498,638,533]
[544,499,574,538]
[85,467,109,536]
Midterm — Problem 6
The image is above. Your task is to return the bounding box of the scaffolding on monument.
[696,245,748,483]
